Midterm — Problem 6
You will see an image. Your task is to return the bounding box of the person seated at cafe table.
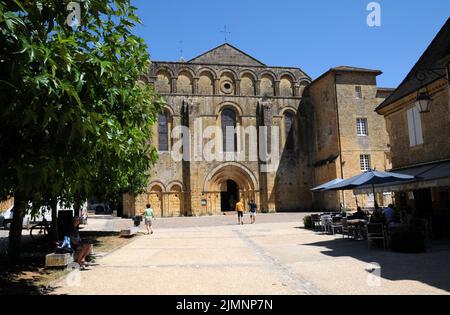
[370,203,386,224]
[382,204,395,226]
[354,207,366,219]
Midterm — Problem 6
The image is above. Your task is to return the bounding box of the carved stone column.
[235,79,241,96]
[274,80,280,97]
[214,78,220,95]
[255,80,261,96]
[294,83,300,97]
[193,77,199,94]
[171,77,177,94]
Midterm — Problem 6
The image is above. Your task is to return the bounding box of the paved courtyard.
[50,213,450,295]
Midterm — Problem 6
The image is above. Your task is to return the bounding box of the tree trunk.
[50,198,58,241]
[8,192,27,264]
[74,200,81,217]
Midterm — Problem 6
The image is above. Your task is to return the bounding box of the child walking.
[143,204,155,235]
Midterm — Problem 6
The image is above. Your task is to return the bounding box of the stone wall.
[306,72,342,210]
[382,79,450,168]
[336,73,391,209]
[306,70,392,211]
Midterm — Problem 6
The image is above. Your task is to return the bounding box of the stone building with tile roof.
[123,44,393,217]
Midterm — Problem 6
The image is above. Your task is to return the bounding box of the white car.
[1,205,49,230]
[0,205,15,229]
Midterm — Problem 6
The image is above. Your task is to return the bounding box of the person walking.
[235,198,245,225]
[143,203,155,235]
[248,200,257,224]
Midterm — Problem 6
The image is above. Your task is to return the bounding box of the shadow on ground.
[0,238,58,295]
[0,231,122,295]
[302,234,450,293]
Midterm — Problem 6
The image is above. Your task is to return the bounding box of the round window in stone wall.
[220,80,234,95]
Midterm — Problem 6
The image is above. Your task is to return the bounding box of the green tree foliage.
[0,0,164,261]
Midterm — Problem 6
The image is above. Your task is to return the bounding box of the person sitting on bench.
[69,216,92,268]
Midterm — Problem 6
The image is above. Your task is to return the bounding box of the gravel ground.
[0,213,307,256]
[50,215,450,295]
[81,212,308,232]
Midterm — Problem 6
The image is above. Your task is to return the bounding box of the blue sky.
[133,0,449,88]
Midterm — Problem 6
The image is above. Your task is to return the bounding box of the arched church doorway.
[221,180,239,212]
[203,162,260,214]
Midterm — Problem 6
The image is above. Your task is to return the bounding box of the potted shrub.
[303,215,313,229]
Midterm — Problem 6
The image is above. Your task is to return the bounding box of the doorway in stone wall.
[221,180,239,212]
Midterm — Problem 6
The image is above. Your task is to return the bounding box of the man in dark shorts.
[248,200,257,224]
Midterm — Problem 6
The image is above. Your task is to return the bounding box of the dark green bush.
[390,225,426,253]
[303,215,313,229]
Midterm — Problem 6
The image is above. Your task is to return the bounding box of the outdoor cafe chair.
[366,223,387,249]
[341,218,355,239]
[330,216,343,235]
[311,214,322,231]
[320,215,332,234]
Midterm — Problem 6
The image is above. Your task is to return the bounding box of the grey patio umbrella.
[324,169,416,198]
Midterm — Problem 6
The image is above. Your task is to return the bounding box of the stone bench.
[120,227,140,237]
[45,252,74,267]
[46,244,95,267]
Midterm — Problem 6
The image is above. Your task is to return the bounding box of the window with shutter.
[158,112,169,151]
[221,109,237,152]
[407,107,423,147]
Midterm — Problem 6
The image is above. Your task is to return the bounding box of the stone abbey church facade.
[123,44,393,217]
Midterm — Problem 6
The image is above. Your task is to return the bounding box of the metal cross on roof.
[221,25,231,42]
[179,40,185,62]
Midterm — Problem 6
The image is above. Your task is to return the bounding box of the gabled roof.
[331,66,382,74]
[188,43,266,66]
[376,18,450,112]
[310,66,382,85]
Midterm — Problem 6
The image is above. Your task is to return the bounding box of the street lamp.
[414,71,433,114]
[414,65,449,114]
[415,91,432,113]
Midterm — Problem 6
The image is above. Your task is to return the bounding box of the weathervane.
[221,25,231,42]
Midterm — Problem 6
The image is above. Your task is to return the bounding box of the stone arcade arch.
[202,163,259,214]
[148,183,164,217]
[167,183,184,217]
[147,181,185,217]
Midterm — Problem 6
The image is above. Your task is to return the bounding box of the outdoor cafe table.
[347,219,368,240]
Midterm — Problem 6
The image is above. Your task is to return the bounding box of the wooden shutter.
[413,107,423,145]
[407,109,416,146]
